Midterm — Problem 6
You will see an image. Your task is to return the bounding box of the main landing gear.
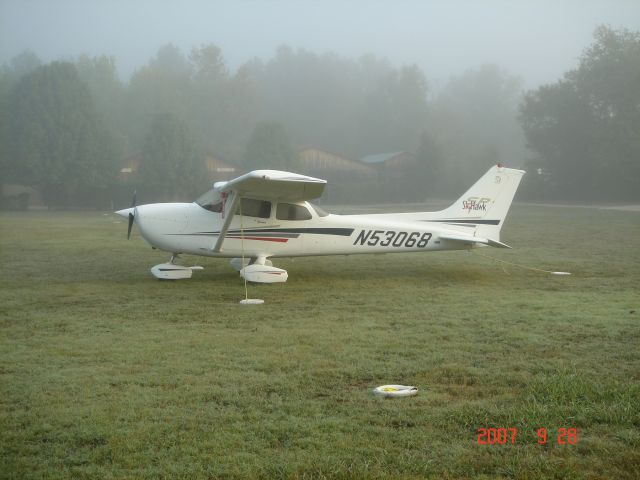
[230,256,288,283]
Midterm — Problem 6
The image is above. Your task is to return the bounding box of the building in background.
[204,153,238,182]
[299,147,374,180]
[360,151,416,170]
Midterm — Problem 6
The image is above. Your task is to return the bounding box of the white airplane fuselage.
[126,201,470,259]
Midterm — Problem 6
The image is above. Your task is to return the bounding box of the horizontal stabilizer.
[440,233,512,249]
[487,238,512,249]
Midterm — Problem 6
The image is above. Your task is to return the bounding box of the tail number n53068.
[353,230,432,248]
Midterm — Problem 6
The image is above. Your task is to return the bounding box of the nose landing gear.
[150,254,203,280]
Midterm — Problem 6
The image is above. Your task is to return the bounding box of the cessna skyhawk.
[116,165,525,282]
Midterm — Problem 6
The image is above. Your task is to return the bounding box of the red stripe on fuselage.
[227,236,289,243]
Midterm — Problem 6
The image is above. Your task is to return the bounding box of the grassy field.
[1,205,639,479]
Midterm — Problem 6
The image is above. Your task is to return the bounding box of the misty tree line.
[0,25,638,208]
[520,26,640,201]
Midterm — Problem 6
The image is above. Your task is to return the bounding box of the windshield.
[195,189,222,212]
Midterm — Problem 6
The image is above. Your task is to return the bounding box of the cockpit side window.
[276,203,312,221]
[237,198,272,218]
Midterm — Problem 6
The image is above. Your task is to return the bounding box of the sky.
[1,0,639,88]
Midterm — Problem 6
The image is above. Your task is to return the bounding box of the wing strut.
[212,191,240,252]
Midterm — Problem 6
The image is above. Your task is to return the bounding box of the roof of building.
[299,147,370,168]
[360,152,406,164]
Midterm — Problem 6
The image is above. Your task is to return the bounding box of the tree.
[0,51,43,185]
[358,65,429,155]
[0,50,41,85]
[190,44,227,81]
[188,44,257,159]
[243,122,296,170]
[519,81,597,198]
[248,47,360,156]
[430,64,525,189]
[75,54,127,151]
[413,131,445,198]
[138,113,207,200]
[125,44,192,151]
[223,65,259,160]
[520,26,640,200]
[6,61,119,207]
[247,47,430,159]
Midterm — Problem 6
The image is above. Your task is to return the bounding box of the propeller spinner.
[114,192,137,239]
[127,191,137,239]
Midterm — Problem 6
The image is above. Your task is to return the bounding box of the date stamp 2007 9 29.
[477,427,578,446]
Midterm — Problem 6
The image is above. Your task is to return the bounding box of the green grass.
[1,205,639,479]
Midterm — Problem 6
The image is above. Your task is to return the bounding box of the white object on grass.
[240,299,265,305]
[373,385,418,397]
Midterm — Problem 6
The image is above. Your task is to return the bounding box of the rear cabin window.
[309,203,329,217]
[276,203,312,221]
[237,198,272,218]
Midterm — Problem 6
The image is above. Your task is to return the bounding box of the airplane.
[115,164,525,282]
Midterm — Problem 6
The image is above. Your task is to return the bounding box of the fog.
[2,0,639,87]
[1,0,639,208]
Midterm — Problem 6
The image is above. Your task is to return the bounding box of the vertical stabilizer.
[433,165,525,240]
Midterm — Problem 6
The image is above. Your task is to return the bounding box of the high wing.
[212,170,327,252]
[219,170,326,200]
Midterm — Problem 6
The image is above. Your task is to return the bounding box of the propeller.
[127,191,136,240]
